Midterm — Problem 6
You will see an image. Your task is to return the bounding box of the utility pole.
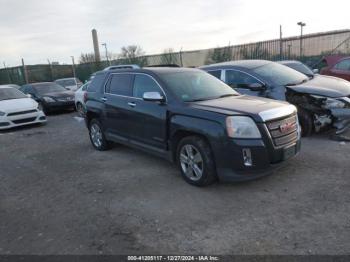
[21,58,29,84]
[297,21,306,59]
[71,56,76,79]
[3,62,12,84]
[47,59,54,81]
[288,44,292,59]
[279,25,283,60]
[179,47,183,67]
[101,43,110,65]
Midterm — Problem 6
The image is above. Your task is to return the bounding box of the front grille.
[12,117,37,124]
[266,114,298,147]
[7,109,37,116]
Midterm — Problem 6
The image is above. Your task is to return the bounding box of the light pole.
[71,56,76,79]
[102,43,110,65]
[297,21,306,58]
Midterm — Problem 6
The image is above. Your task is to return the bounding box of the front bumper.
[330,108,350,134]
[215,138,301,182]
[44,100,75,111]
[0,111,47,130]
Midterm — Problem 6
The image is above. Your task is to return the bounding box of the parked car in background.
[278,60,318,77]
[55,77,82,91]
[85,67,300,186]
[0,85,46,130]
[321,56,350,82]
[20,82,75,114]
[75,82,89,116]
[201,60,350,136]
[5,84,21,89]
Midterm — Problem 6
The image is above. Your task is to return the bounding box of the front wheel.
[89,119,112,151]
[298,108,313,137]
[177,136,217,186]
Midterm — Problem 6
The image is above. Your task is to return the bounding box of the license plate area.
[283,144,296,160]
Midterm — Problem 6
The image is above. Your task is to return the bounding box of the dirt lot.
[0,112,349,255]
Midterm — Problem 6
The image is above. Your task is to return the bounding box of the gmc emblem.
[280,122,294,133]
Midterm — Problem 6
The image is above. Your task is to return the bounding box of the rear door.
[130,74,168,150]
[103,73,136,140]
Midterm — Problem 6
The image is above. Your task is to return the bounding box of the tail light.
[83,92,88,103]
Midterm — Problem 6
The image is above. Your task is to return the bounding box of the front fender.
[169,114,226,160]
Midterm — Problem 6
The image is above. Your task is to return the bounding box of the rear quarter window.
[87,73,106,93]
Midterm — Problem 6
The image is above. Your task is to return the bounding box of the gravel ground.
[0,112,349,255]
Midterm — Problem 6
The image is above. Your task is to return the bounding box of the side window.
[133,74,163,98]
[207,70,221,80]
[225,70,258,88]
[88,73,105,93]
[334,59,350,71]
[107,74,133,96]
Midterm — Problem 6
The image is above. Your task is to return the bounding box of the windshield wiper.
[285,78,308,86]
[218,94,238,98]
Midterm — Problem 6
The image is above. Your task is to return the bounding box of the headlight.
[324,98,345,109]
[226,116,261,139]
[43,97,55,103]
[0,111,5,116]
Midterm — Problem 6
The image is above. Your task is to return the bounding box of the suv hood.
[190,95,294,122]
[287,75,350,98]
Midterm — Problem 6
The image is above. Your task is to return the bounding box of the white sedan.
[75,82,89,116]
[0,85,47,130]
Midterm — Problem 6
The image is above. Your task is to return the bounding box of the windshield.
[159,71,239,102]
[56,79,76,87]
[0,87,27,101]
[254,62,308,86]
[286,63,314,77]
[33,83,67,95]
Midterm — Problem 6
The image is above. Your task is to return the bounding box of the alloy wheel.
[180,144,204,181]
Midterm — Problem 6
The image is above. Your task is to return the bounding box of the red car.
[321,56,350,82]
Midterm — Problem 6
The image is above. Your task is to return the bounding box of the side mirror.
[143,92,165,102]
[313,69,319,74]
[26,94,32,98]
[248,83,266,91]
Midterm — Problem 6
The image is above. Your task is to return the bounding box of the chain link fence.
[1,29,350,86]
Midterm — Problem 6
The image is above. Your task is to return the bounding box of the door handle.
[128,102,136,107]
[101,97,107,102]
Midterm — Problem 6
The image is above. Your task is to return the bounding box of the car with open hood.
[85,67,301,186]
[0,85,46,130]
[201,60,350,136]
[20,82,75,114]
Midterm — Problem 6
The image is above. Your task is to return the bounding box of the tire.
[298,108,313,137]
[76,103,85,117]
[88,119,112,151]
[176,136,217,186]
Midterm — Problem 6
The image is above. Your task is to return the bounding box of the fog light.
[242,148,252,167]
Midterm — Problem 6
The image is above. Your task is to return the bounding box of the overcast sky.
[0,0,349,66]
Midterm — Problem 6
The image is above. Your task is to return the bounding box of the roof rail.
[147,64,180,68]
[103,64,141,71]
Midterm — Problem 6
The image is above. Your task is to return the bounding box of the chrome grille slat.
[7,109,37,116]
[266,113,298,147]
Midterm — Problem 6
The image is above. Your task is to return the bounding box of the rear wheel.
[89,119,111,151]
[76,103,85,117]
[177,136,217,186]
[298,108,313,137]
